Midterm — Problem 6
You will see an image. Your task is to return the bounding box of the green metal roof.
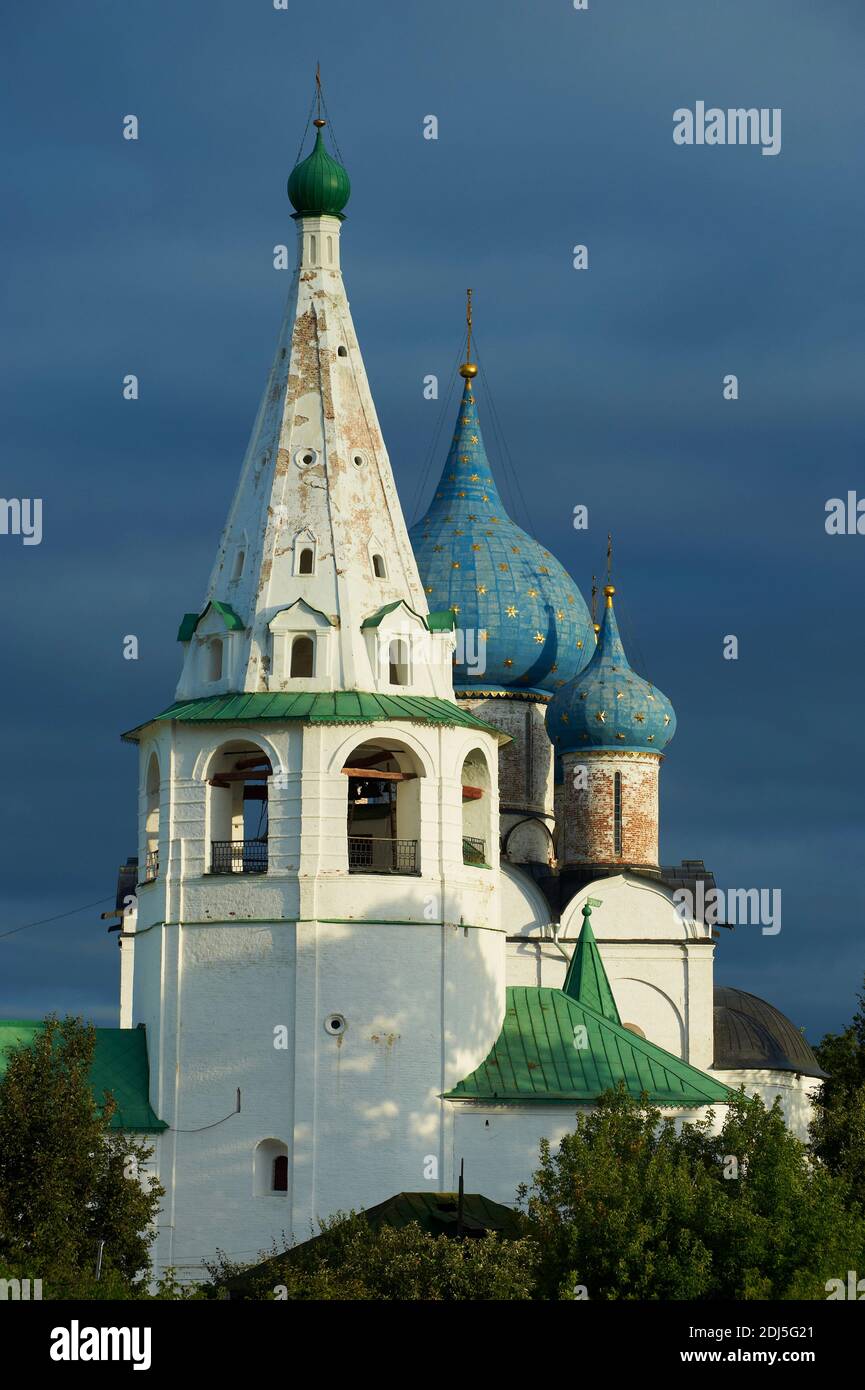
[427,610,457,631]
[177,600,246,642]
[562,904,621,1022]
[0,1021,166,1133]
[123,691,510,743]
[446,907,731,1107]
[445,986,732,1107]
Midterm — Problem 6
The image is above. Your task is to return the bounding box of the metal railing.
[210,839,268,875]
[348,836,418,874]
[462,836,486,866]
[142,849,159,883]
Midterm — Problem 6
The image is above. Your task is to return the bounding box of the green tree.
[810,974,865,1204]
[207,1212,540,1301]
[519,1085,865,1300]
[0,1015,163,1294]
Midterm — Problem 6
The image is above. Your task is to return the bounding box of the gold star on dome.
[646,693,655,701]
[634,712,645,723]
[477,584,487,594]
[479,629,487,640]
[577,640,583,649]
[471,543,481,551]
[470,473,480,482]
[468,514,477,521]
[506,605,518,617]
[663,714,671,726]
[510,545,519,553]
[556,608,564,620]
[533,632,543,644]
[457,491,466,499]
[454,529,464,536]
[470,434,479,444]
[467,394,475,404]
[551,663,558,672]
[538,566,550,575]
[450,604,460,614]
[567,596,574,605]
[461,416,471,425]
[435,492,443,499]
[561,712,569,723]
[460,455,469,463]
[425,585,434,594]
[595,710,606,723]
[616,692,624,700]
[433,545,443,552]
[615,733,626,741]
[452,561,460,569]
[647,734,655,743]
[498,562,508,571]
[503,658,513,668]
[543,551,551,558]
[481,494,490,502]
[528,587,539,597]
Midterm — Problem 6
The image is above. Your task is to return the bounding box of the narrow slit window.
[207,638,223,683]
[372,553,386,578]
[290,635,314,678]
[388,639,409,687]
[613,771,622,855]
[298,547,314,575]
[272,1154,288,1192]
[232,547,245,581]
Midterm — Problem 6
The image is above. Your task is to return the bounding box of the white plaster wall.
[711,1068,821,1143]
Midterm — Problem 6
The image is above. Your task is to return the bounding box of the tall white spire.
[176,123,452,703]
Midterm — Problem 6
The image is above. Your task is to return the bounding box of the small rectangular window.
[613,771,622,855]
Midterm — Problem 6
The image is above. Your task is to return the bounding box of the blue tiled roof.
[409,379,594,695]
[546,588,676,753]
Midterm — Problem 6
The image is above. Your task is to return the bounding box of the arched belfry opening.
[461,748,492,867]
[342,740,421,874]
[143,753,160,882]
[207,741,273,875]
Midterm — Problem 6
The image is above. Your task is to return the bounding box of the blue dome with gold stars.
[409,375,593,695]
[546,585,676,754]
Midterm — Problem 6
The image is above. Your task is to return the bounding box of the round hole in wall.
[352,452,365,468]
[324,1014,346,1036]
[337,345,348,358]
[295,448,318,469]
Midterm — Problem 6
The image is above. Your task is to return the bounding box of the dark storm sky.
[2,1,863,1041]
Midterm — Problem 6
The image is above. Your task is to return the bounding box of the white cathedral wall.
[711,1068,820,1143]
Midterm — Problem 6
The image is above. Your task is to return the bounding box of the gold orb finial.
[459,362,478,379]
[593,622,601,635]
[313,118,326,128]
[604,584,615,608]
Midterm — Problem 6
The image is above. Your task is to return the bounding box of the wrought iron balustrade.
[142,849,159,883]
[348,836,418,874]
[210,838,268,875]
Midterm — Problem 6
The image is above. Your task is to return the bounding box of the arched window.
[254,1138,288,1196]
[298,547,314,575]
[290,635,314,678]
[143,753,160,882]
[461,748,492,867]
[388,639,408,686]
[207,637,223,683]
[613,771,623,855]
[372,553,386,578]
[343,739,421,875]
[232,547,246,581]
[208,741,272,875]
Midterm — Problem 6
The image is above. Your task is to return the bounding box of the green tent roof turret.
[287,121,350,219]
[562,902,621,1022]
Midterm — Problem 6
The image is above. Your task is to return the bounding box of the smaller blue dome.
[546,586,676,754]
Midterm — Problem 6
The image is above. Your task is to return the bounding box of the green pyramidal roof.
[562,904,621,1021]
[0,1021,166,1133]
[446,909,731,1108]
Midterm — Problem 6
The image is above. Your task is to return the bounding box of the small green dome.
[287,127,350,218]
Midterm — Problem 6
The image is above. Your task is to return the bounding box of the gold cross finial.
[459,288,478,379]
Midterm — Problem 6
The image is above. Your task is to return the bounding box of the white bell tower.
[122,110,507,1279]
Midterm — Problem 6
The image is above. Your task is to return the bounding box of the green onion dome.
[287,124,350,219]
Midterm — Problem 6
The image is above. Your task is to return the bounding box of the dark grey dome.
[713,987,827,1079]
